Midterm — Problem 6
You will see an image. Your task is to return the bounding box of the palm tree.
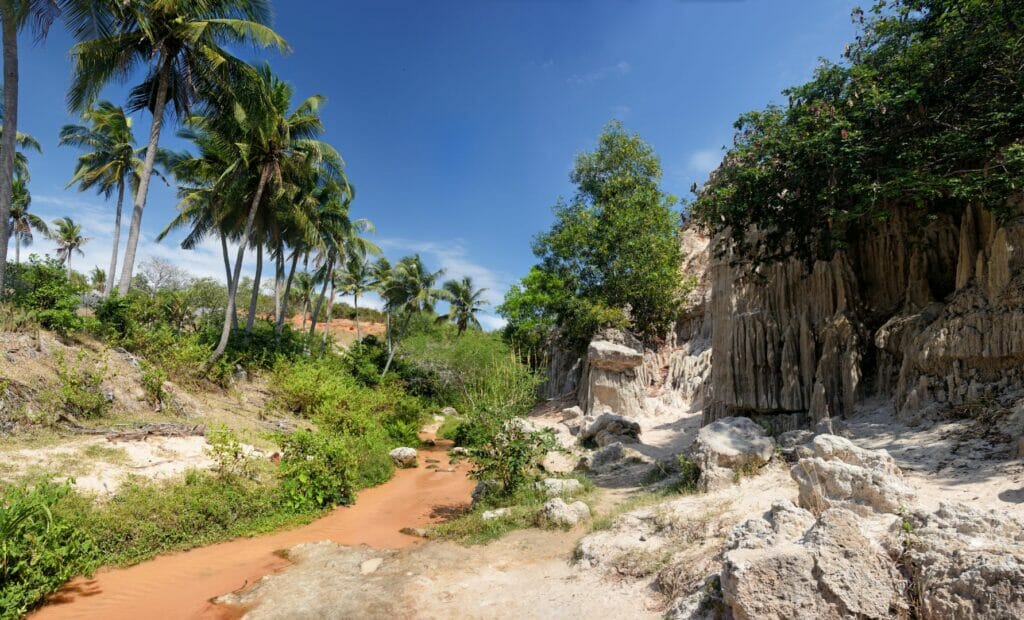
[60,101,144,297]
[293,271,314,330]
[48,216,89,280]
[0,0,60,295]
[338,248,377,342]
[88,266,106,291]
[191,64,347,363]
[438,276,488,336]
[381,255,444,376]
[8,177,47,264]
[66,0,289,296]
[371,256,394,352]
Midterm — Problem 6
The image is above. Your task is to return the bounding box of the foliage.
[0,480,97,620]
[691,0,1024,264]
[675,455,701,493]
[502,122,683,351]
[45,351,110,421]
[206,424,259,479]
[467,420,557,495]
[5,257,84,334]
[436,276,488,335]
[277,430,357,512]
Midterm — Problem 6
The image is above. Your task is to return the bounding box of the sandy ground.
[1,435,228,495]
[289,316,386,347]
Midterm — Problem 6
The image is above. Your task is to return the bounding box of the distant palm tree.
[339,249,377,342]
[88,266,106,292]
[438,276,488,335]
[371,257,394,352]
[381,255,444,375]
[293,272,314,330]
[8,178,47,264]
[48,217,89,280]
[66,0,289,296]
[0,0,61,295]
[60,101,146,297]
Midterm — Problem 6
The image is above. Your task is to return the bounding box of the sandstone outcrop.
[579,412,641,447]
[542,498,591,527]
[688,416,775,491]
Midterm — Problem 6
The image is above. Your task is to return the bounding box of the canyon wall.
[545,202,1024,430]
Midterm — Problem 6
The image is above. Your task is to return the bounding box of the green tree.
[60,101,147,297]
[381,254,444,375]
[504,121,682,350]
[8,177,47,264]
[66,0,289,296]
[47,216,89,280]
[338,247,377,341]
[691,0,1024,264]
[437,276,488,336]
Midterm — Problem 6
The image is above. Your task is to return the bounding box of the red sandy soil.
[289,315,386,346]
[32,439,473,620]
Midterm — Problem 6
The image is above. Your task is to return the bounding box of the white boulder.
[388,447,418,468]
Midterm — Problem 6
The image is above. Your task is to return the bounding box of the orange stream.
[32,441,473,620]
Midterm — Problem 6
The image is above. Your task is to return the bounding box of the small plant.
[278,430,357,512]
[468,420,556,495]
[45,351,110,421]
[206,425,259,479]
[676,454,701,493]
[139,361,169,410]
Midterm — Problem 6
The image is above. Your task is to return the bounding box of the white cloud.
[477,313,507,331]
[376,237,509,308]
[567,60,631,86]
[687,148,722,175]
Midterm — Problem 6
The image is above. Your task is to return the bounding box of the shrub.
[0,480,97,620]
[45,351,110,420]
[7,258,84,334]
[468,420,557,495]
[278,430,357,512]
[206,425,259,479]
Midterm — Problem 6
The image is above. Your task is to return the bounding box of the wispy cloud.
[567,60,631,86]
[687,148,722,175]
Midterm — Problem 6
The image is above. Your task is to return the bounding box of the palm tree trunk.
[0,8,19,297]
[209,164,271,364]
[381,311,412,377]
[117,60,171,296]
[353,291,361,341]
[273,245,283,326]
[385,310,392,353]
[220,232,238,330]
[13,233,19,264]
[67,256,72,282]
[246,242,263,334]
[320,275,335,355]
[307,256,332,352]
[104,180,125,297]
[275,250,299,335]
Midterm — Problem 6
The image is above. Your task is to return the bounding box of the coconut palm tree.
[0,0,60,295]
[8,177,47,264]
[293,271,314,330]
[371,256,394,352]
[191,64,347,363]
[66,0,289,296]
[48,216,89,280]
[338,248,377,342]
[60,101,145,297]
[88,266,106,291]
[381,255,444,375]
[437,276,488,336]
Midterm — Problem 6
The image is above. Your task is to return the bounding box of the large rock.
[689,416,775,491]
[790,434,915,516]
[536,478,584,498]
[888,502,1024,620]
[542,498,591,527]
[580,412,641,447]
[578,330,649,419]
[388,447,418,468]
[722,506,908,619]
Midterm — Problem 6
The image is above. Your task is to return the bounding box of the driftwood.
[57,415,205,441]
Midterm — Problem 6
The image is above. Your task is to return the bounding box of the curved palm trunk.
[275,250,300,335]
[13,233,19,264]
[117,61,170,296]
[307,256,332,353]
[353,291,361,341]
[273,245,283,327]
[245,242,263,334]
[209,164,271,365]
[104,181,125,297]
[220,232,238,330]
[381,311,412,377]
[0,9,19,297]
[320,275,335,355]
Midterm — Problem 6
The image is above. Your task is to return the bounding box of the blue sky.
[16,0,858,329]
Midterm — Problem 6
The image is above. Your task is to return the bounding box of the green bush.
[468,420,556,495]
[45,351,110,420]
[278,430,357,511]
[0,480,97,620]
[6,258,84,334]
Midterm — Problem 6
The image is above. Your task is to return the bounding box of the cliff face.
[544,202,1024,431]
[705,202,1024,427]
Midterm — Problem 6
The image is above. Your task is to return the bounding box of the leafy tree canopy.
[692,0,1024,264]
[501,122,683,353]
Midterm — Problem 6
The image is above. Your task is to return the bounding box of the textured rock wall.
[704,202,1024,426]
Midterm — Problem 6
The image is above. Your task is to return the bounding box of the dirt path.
[32,441,474,620]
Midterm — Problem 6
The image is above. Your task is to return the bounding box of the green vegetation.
[692,0,1024,264]
[500,122,684,355]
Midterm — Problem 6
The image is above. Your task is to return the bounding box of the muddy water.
[33,441,474,620]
